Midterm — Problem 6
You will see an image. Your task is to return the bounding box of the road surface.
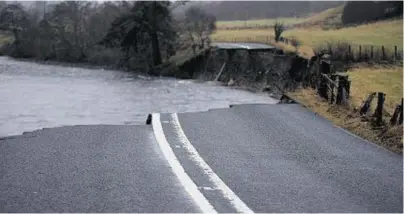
[211,42,278,51]
[1,104,402,213]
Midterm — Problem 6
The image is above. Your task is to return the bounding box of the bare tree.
[274,20,285,42]
[184,6,216,50]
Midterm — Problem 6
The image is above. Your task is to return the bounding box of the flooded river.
[0,57,277,137]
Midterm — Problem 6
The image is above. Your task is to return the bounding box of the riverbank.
[0,55,127,72]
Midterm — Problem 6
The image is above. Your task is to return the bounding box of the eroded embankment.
[168,48,402,154]
[167,47,311,99]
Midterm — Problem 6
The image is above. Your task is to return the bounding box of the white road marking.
[171,113,255,214]
[151,113,217,214]
[199,186,216,191]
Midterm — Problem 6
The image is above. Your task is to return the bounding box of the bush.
[85,46,124,67]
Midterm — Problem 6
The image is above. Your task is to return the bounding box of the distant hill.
[173,1,345,21]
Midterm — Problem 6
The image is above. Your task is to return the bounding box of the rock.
[146,114,152,125]
[279,94,297,104]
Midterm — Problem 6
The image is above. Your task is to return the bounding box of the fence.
[315,43,403,62]
[217,24,275,31]
[214,35,403,62]
[214,35,275,44]
[316,60,403,126]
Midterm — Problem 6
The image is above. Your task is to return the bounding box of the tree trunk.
[12,29,20,44]
[150,30,162,66]
[150,1,162,66]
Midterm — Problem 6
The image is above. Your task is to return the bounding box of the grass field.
[347,64,403,113]
[215,5,344,29]
[212,18,403,58]
[284,19,403,47]
[216,17,305,29]
[297,5,344,27]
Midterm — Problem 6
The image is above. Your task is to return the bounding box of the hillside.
[212,4,403,58]
[173,1,344,21]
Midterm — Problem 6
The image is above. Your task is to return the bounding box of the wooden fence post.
[394,46,398,60]
[359,45,362,60]
[330,74,337,104]
[399,98,403,125]
[318,75,329,100]
[370,46,374,59]
[336,75,349,105]
[390,104,401,125]
[360,92,376,115]
[373,92,386,125]
[346,80,351,98]
[382,46,386,60]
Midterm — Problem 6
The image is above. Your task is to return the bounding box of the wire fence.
[214,35,403,62]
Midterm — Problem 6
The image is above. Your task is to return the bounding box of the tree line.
[0,1,216,74]
[179,1,344,21]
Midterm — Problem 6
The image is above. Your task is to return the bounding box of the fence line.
[316,60,403,126]
[214,35,403,61]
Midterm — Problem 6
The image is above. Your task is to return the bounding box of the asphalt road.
[1,104,402,213]
[211,42,277,50]
[0,125,200,213]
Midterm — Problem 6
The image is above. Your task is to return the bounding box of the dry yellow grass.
[212,28,272,41]
[216,17,305,29]
[299,5,344,26]
[288,88,403,154]
[347,64,403,113]
[212,29,315,57]
[213,6,403,58]
[283,19,403,48]
[213,18,403,58]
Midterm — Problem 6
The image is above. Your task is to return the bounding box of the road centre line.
[171,113,254,214]
[151,113,217,214]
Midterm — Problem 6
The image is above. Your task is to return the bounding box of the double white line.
[152,113,254,214]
